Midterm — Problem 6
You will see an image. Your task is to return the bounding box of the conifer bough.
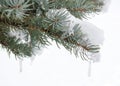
[0,0,105,60]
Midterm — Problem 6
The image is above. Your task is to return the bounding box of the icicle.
[19,59,23,72]
[88,60,92,77]
[88,53,101,77]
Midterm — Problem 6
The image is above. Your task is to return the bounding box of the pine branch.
[0,0,105,60]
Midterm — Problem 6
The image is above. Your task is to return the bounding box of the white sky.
[0,0,120,86]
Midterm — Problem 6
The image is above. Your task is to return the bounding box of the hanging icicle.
[19,59,23,72]
[88,60,92,77]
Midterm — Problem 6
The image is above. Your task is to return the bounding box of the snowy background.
[0,0,120,86]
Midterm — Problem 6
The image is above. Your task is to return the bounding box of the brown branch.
[72,8,87,12]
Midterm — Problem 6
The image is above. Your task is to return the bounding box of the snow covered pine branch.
[0,0,110,62]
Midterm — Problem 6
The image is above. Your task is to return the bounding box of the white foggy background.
[0,0,120,86]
